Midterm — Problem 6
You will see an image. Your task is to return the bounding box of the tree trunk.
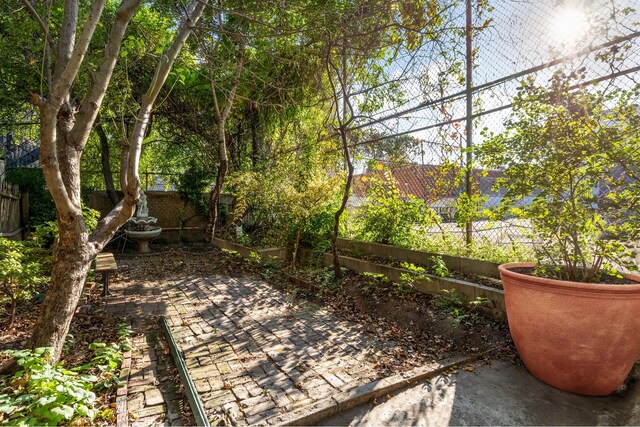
[96,122,118,205]
[331,129,354,279]
[8,295,16,328]
[206,126,228,242]
[30,213,91,361]
[293,222,302,265]
[249,101,261,167]
[25,0,206,365]
[205,47,243,242]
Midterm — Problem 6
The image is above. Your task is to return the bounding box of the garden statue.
[136,190,149,218]
[125,190,161,253]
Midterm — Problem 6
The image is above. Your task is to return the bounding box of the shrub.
[0,324,132,425]
[0,239,47,326]
[479,70,640,282]
[351,170,439,247]
[0,347,98,426]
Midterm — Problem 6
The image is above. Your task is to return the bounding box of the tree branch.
[20,0,57,56]
[50,0,107,110]
[53,0,78,84]
[89,0,208,253]
[71,0,143,151]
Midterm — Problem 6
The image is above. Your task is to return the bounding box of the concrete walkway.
[321,360,640,426]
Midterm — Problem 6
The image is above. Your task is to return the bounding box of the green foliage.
[431,256,449,278]
[226,169,341,249]
[417,232,535,265]
[359,272,390,296]
[0,348,98,426]
[247,251,262,267]
[310,268,343,297]
[5,168,56,227]
[352,170,439,247]
[75,341,130,391]
[82,207,101,234]
[233,232,251,247]
[0,324,131,426]
[434,290,489,323]
[0,239,47,325]
[478,69,640,282]
[30,205,101,248]
[176,162,214,215]
[299,198,342,258]
[396,262,427,297]
[30,222,58,250]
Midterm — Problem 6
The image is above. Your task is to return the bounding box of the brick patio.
[105,257,416,425]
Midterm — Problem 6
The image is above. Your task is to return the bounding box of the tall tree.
[3,0,207,364]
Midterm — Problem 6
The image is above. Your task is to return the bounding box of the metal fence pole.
[465,0,473,248]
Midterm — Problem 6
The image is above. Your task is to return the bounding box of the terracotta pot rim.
[499,262,640,292]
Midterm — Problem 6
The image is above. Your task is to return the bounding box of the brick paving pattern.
[107,267,396,425]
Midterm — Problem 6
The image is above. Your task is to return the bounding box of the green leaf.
[50,404,74,420]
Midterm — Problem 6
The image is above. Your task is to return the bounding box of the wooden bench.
[95,252,117,296]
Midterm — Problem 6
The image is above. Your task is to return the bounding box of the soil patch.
[279,265,517,375]
[509,266,638,285]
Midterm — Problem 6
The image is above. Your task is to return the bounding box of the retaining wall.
[336,238,500,279]
[324,252,506,321]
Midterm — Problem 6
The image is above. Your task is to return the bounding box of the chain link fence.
[343,0,640,260]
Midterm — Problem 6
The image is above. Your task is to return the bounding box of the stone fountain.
[125,191,162,253]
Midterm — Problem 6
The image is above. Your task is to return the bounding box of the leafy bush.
[0,324,132,426]
[0,239,47,326]
[396,262,427,297]
[358,272,390,296]
[309,267,343,297]
[434,289,489,323]
[431,255,449,278]
[299,199,341,260]
[351,170,439,248]
[479,70,640,282]
[225,169,342,250]
[0,348,98,426]
[175,161,214,215]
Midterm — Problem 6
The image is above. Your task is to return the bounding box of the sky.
[352,0,640,169]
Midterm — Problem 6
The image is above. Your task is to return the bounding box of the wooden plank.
[95,253,117,271]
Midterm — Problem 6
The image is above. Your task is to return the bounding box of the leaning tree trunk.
[205,48,244,242]
[11,0,208,366]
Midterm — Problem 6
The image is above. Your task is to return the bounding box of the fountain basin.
[125,226,162,253]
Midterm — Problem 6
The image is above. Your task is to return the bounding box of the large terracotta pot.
[499,262,640,396]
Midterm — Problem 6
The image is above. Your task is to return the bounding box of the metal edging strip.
[159,316,210,427]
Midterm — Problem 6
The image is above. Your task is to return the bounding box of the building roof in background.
[352,164,504,202]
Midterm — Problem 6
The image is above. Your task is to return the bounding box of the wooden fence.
[0,180,23,239]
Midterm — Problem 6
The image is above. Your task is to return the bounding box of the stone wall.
[89,191,209,242]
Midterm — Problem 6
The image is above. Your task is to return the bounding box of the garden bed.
[336,238,501,279]
[211,237,288,263]
[0,282,133,426]
[323,251,506,321]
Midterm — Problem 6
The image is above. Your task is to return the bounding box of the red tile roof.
[352,164,503,202]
